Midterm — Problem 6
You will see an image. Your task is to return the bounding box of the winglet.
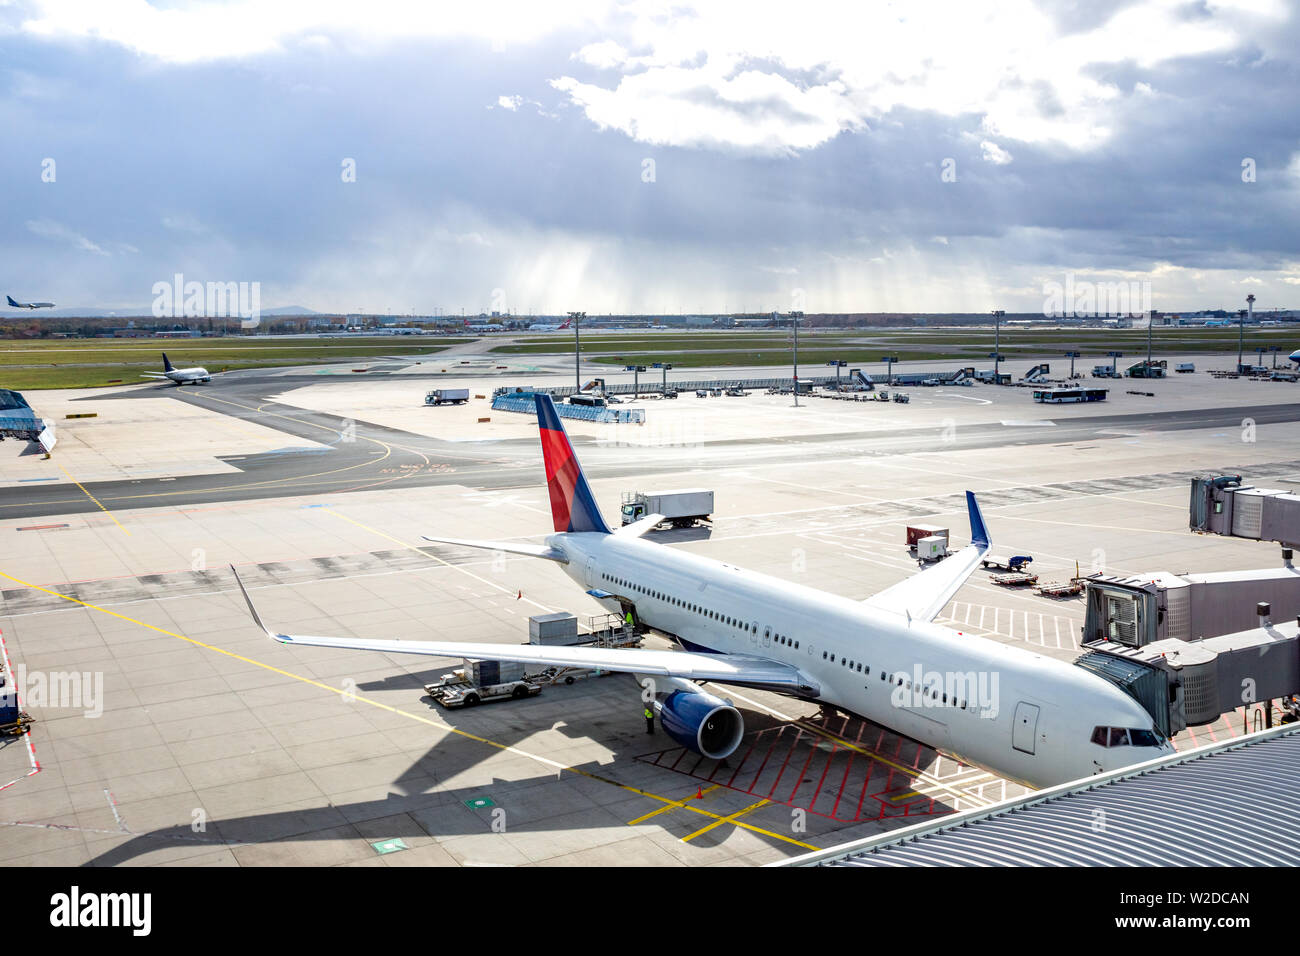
[230,565,290,644]
[535,393,611,534]
[615,513,665,538]
[966,491,990,550]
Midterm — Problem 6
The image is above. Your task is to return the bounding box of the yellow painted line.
[627,785,719,825]
[0,569,819,852]
[889,790,921,802]
[682,798,769,842]
[55,464,129,537]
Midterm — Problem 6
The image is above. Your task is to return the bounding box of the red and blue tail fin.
[535,394,611,534]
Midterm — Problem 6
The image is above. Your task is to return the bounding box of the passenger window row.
[599,571,798,646]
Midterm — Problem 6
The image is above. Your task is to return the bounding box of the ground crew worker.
[644,705,655,734]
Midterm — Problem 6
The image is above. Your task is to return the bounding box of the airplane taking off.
[6,295,54,309]
[140,352,211,385]
[233,394,1174,789]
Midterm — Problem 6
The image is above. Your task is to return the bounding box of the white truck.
[425,388,470,405]
[621,489,714,528]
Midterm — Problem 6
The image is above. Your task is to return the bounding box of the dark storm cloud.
[1,1,1298,313]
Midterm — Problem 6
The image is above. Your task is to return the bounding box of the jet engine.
[657,688,745,760]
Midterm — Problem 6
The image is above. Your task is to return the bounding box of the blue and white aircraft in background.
[234,394,1173,789]
[6,295,54,309]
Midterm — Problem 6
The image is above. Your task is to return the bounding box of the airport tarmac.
[0,351,1297,866]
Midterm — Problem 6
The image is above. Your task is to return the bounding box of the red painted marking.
[0,628,40,793]
[854,756,875,821]
[830,751,855,820]
[16,524,70,532]
[808,742,838,811]
[746,725,784,794]
[766,727,803,800]
[726,729,762,788]
[781,729,818,803]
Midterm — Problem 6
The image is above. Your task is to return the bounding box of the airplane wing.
[232,567,817,693]
[139,372,171,379]
[421,535,567,563]
[614,513,665,538]
[861,491,991,623]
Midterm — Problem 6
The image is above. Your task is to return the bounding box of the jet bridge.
[1081,565,1300,647]
[0,389,55,454]
[1190,474,1300,547]
[1079,610,1300,736]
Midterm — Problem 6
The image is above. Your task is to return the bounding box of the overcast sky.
[2,0,1299,315]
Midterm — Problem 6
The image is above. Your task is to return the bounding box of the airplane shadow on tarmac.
[80,677,848,866]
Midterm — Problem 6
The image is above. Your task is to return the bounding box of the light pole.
[568,311,586,392]
[1237,309,1248,372]
[790,311,804,406]
[1147,310,1156,368]
[992,310,1005,380]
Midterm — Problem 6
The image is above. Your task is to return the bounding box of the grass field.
[0,337,472,389]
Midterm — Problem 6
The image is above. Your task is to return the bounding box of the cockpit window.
[1092,726,1164,748]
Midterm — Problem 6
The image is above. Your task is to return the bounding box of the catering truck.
[620,489,714,528]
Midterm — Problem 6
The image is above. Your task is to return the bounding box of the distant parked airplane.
[528,319,573,332]
[140,352,211,385]
[6,295,54,310]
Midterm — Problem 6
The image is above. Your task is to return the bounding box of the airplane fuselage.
[549,531,1173,789]
[167,367,211,384]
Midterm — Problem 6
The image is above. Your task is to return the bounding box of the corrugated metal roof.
[779,724,1300,866]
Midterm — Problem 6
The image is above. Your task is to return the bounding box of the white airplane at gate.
[234,394,1174,789]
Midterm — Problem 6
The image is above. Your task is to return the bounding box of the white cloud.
[552,67,863,154]
[25,219,110,256]
[547,0,1285,154]
[980,140,1014,165]
[574,39,628,69]
[496,95,522,111]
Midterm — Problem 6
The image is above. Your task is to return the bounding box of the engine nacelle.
[658,689,745,760]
